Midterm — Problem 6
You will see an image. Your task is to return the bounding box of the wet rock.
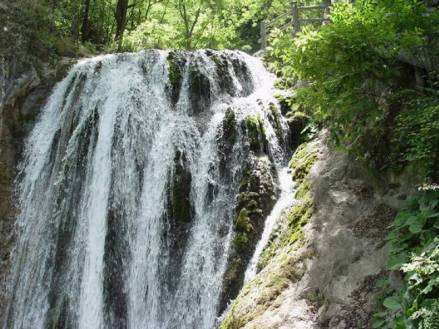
[167,51,185,104]
[219,155,278,313]
[243,115,268,154]
[220,132,418,329]
[0,3,75,315]
[169,150,194,226]
[188,62,211,115]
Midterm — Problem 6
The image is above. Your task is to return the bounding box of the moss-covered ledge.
[166,51,185,104]
[220,139,320,329]
[258,140,318,270]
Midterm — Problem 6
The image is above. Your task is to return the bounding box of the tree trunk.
[115,0,129,49]
[81,0,91,42]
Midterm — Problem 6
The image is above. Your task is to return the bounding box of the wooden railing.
[260,1,332,50]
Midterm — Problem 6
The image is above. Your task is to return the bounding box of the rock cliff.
[220,132,417,329]
[0,2,75,313]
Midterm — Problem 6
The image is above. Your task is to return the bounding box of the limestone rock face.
[0,2,75,315]
[221,132,415,329]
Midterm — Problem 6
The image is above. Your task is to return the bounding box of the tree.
[176,0,204,49]
[81,0,91,42]
[115,0,130,49]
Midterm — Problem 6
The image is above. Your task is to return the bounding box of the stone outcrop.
[0,2,75,315]
[218,110,280,313]
[221,132,416,329]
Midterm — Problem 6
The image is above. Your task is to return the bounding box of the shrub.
[373,189,439,329]
[267,0,439,179]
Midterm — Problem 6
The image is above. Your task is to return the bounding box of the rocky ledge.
[220,132,416,329]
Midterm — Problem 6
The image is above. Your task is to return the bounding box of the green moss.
[234,208,253,233]
[212,54,228,78]
[245,115,266,152]
[234,233,250,253]
[236,191,259,210]
[289,142,318,184]
[220,304,245,329]
[258,141,317,269]
[220,250,314,329]
[287,194,313,244]
[257,192,313,269]
[211,54,223,68]
[223,259,244,288]
[167,52,182,103]
[269,103,284,141]
[295,176,312,200]
[167,55,181,85]
[223,108,237,144]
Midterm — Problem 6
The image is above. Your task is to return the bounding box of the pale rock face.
[221,133,415,329]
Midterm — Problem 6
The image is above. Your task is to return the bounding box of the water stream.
[3,50,292,329]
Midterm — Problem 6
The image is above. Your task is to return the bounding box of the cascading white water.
[3,49,291,329]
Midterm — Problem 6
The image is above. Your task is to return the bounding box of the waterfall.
[3,50,291,329]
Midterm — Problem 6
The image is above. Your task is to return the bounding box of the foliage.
[15,0,300,54]
[373,189,439,329]
[393,91,439,178]
[267,0,439,179]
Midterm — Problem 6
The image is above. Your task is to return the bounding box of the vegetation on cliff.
[268,0,439,181]
[221,139,318,329]
[373,189,439,329]
[264,1,439,328]
[2,0,439,328]
[9,0,295,56]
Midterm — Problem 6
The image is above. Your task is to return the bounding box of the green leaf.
[372,317,386,328]
[408,215,426,234]
[383,296,402,311]
[388,254,408,270]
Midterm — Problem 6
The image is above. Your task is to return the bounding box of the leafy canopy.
[267,0,439,178]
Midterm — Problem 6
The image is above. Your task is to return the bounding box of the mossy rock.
[167,52,183,104]
[234,233,250,253]
[223,108,237,145]
[275,93,311,147]
[289,142,318,184]
[287,195,313,244]
[220,157,277,312]
[257,192,313,270]
[218,108,238,178]
[168,150,193,225]
[258,141,318,269]
[287,111,310,148]
[223,259,245,290]
[234,208,253,233]
[220,249,314,329]
[268,103,284,143]
[244,115,267,153]
[219,255,247,313]
[236,191,259,210]
[188,63,211,115]
[220,140,319,328]
[210,54,235,96]
[231,58,252,95]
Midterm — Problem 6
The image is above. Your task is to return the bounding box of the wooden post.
[292,2,300,35]
[260,21,267,50]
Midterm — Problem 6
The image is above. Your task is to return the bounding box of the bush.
[267,0,439,179]
[373,189,439,329]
